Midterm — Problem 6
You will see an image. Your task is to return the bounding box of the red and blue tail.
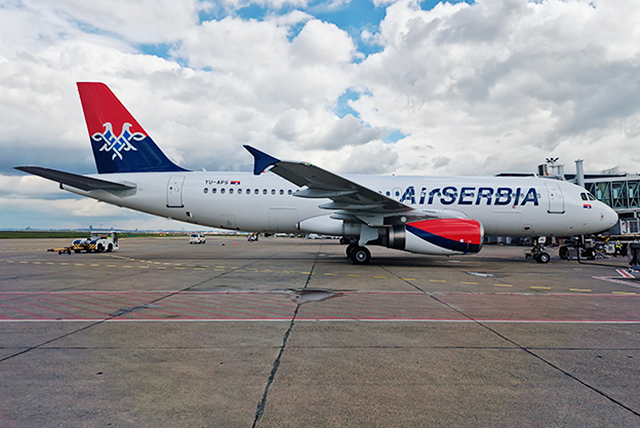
[77,82,187,174]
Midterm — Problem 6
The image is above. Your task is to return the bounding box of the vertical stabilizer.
[77,82,187,174]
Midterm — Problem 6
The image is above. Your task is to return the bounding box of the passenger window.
[271,189,276,195]
[229,188,234,194]
[238,189,242,194]
[221,188,225,194]
[279,189,284,195]
[288,189,293,195]
[263,189,267,195]
[246,189,250,194]
[203,188,208,194]
[255,189,259,195]
[212,188,217,194]
[385,191,390,196]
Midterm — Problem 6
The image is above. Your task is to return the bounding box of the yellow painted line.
[530,286,550,290]
[46,262,54,265]
[400,278,416,281]
[494,284,513,288]
[461,282,478,285]
[33,262,41,265]
[569,288,591,293]
[90,264,100,267]
[75,263,85,266]
[194,268,205,271]
[429,279,446,283]
[122,265,133,268]
[60,263,69,265]
[612,291,636,295]
[348,274,361,277]
[106,265,116,268]
[324,273,337,276]
[19,261,28,264]
[373,276,387,279]
[301,272,313,275]
[215,266,226,269]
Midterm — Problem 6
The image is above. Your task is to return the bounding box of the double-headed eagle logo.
[92,122,145,161]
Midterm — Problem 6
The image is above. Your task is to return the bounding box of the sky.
[2,0,640,230]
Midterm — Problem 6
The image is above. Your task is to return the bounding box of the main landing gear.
[346,243,371,265]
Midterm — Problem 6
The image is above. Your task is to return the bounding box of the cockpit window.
[587,193,596,201]
[580,193,588,201]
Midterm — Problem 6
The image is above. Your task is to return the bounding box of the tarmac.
[1,236,640,427]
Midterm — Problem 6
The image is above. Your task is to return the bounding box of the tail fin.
[77,82,187,174]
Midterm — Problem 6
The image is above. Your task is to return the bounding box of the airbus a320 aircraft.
[16,83,618,264]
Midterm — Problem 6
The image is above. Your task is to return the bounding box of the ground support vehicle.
[72,231,119,253]
[189,233,206,244]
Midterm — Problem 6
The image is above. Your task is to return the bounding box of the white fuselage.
[63,171,618,237]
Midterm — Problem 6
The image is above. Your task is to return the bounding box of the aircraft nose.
[601,205,619,229]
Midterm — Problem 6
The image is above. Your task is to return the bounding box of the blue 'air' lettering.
[419,187,428,204]
[428,188,441,204]
[400,186,416,204]
[394,186,539,207]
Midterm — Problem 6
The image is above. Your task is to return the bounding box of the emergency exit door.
[166,176,185,208]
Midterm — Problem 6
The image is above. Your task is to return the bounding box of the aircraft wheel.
[346,243,357,257]
[536,252,550,264]
[350,246,371,265]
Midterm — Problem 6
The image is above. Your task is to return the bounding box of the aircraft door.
[544,182,565,214]
[167,176,185,208]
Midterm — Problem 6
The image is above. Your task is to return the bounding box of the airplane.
[15,82,619,264]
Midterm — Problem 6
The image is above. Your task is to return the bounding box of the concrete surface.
[1,236,639,427]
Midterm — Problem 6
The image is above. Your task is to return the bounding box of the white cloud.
[4,0,640,229]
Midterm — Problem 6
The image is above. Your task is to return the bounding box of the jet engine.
[385,218,484,255]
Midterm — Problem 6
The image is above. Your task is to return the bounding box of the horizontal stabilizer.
[15,166,136,192]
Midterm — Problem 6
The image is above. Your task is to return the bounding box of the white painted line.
[616,269,635,279]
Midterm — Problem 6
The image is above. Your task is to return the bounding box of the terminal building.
[543,160,640,234]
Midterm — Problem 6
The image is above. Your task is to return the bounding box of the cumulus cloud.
[4,0,640,229]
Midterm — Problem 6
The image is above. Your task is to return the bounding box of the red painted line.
[30,294,113,318]
[616,269,635,279]
[0,299,79,320]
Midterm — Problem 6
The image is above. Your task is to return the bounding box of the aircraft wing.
[244,145,413,214]
[14,166,136,192]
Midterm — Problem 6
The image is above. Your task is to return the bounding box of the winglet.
[243,145,280,175]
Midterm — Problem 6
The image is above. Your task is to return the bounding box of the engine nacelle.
[386,218,484,255]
